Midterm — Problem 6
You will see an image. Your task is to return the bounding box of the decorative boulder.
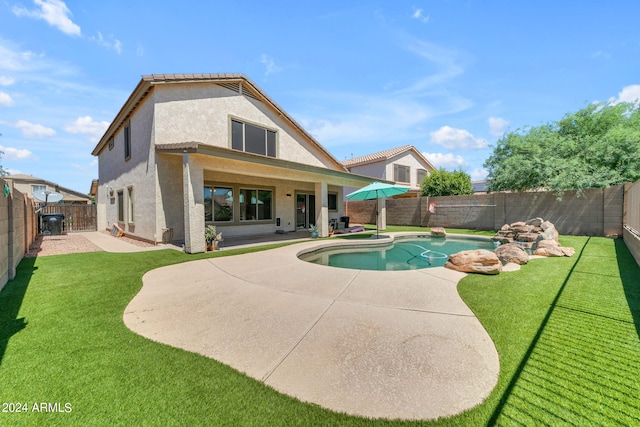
[525,217,544,227]
[445,249,502,275]
[494,243,529,265]
[540,221,559,241]
[431,227,447,237]
[533,239,564,257]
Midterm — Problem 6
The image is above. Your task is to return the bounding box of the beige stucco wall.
[384,152,431,190]
[153,83,338,169]
[97,90,157,241]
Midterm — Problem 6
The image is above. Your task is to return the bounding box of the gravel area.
[26,232,154,257]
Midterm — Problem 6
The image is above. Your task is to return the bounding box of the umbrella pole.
[376,191,379,238]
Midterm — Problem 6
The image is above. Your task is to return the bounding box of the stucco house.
[4,174,92,204]
[342,145,436,197]
[91,73,373,253]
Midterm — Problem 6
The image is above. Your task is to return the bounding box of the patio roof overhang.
[156,142,387,188]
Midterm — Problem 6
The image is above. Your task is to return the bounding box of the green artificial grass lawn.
[1,233,639,426]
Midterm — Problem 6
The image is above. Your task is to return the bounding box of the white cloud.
[0,145,34,160]
[610,84,640,104]
[0,76,15,86]
[15,120,56,138]
[64,116,110,142]
[91,32,123,54]
[13,0,81,36]
[488,117,509,136]
[423,152,467,169]
[429,126,488,150]
[0,91,14,106]
[470,168,488,181]
[260,54,283,76]
[411,8,430,23]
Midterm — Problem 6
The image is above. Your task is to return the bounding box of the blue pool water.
[300,236,495,271]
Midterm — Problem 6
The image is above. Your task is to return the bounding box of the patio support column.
[183,153,205,254]
[315,181,329,237]
[379,197,387,231]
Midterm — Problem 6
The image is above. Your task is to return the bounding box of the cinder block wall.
[345,185,626,237]
[624,180,640,266]
[1,179,38,291]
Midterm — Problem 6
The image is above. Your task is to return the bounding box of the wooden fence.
[41,204,97,232]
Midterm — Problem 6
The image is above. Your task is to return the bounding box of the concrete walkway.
[82,231,182,252]
[123,236,500,421]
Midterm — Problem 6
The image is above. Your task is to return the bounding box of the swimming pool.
[299,235,496,271]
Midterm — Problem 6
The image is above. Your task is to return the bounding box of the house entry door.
[296,193,315,229]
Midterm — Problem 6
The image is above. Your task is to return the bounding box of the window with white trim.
[231,119,276,157]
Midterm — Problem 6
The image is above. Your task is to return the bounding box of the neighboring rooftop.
[342,145,435,170]
[4,174,92,203]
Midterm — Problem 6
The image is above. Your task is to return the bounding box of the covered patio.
[155,143,378,253]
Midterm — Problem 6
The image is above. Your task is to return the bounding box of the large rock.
[430,227,447,237]
[494,243,529,265]
[445,249,502,275]
[525,217,544,227]
[533,239,564,257]
[540,221,559,241]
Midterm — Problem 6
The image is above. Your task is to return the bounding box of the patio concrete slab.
[123,237,500,421]
[339,269,474,315]
[265,300,498,420]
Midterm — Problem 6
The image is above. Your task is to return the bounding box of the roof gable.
[342,145,435,170]
[92,74,347,172]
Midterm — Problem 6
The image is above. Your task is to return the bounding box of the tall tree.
[484,102,640,193]
[420,168,473,196]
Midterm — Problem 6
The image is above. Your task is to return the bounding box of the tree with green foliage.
[0,149,6,177]
[420,168,473,196]
[484,102,640,193]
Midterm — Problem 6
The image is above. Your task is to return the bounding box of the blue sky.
[1,1,639,194]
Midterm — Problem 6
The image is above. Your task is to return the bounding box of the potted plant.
[309,224,319,238]
[205,225,217,251]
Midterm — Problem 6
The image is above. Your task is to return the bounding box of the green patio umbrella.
[346,182,410,237]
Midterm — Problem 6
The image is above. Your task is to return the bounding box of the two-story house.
[91,74,373,253]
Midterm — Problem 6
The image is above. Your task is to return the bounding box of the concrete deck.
[123,235,500,421]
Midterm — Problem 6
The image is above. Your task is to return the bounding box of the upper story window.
[231,119,276,157]
[124,123,131,161]
[417,169,428,185]
[394,164,410,184]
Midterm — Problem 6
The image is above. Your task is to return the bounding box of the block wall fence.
[0,179,38,291]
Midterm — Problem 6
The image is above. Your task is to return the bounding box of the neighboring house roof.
[342,145,436,171]
[472,180,490,193]
[91,73,348,172]
[4,174,92,202]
